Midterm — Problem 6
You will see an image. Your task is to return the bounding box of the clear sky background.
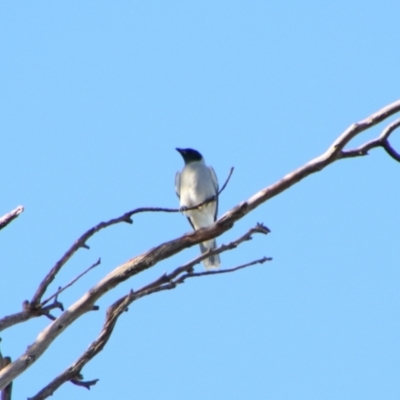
[1,2,399,399]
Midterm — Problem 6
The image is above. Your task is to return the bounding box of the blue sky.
[1,1,399,399]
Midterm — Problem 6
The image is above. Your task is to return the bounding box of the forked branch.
[340,118,400,161]
[29,224,270,400]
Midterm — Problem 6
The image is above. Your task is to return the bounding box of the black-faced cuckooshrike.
[175,148,220,269]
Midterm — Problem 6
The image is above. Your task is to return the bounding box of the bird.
[175,148,220,269]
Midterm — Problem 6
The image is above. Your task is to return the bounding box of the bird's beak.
[176,148,184,154]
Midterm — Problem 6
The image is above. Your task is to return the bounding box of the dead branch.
[340,117,400,160]
[29,223,269,400]
[1,100,400,391]
[0,206,24,231]
[41,258,101,307]
[29,168,234,308]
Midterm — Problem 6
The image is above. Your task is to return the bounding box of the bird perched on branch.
[175,148,220,269]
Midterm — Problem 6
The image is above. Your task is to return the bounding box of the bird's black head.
[176,148,203,164]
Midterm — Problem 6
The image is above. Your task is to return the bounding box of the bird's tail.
[199,239,220,270]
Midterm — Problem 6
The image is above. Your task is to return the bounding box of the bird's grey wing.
[208,166,219,221]
[175,171,181,199]
[176,170,195,229]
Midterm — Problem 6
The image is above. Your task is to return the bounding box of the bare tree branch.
[29,168,234,308]
[1,100,400,391]
[340,117,400,161]
[29,226,269,400]
[0,206,24,231]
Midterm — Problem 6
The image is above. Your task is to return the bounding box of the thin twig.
[41,258,101,307]
[217,167,234,195]
[0,206,24,231]
[135,257,271,300]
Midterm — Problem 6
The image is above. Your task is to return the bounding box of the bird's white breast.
[179,161,217,229]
